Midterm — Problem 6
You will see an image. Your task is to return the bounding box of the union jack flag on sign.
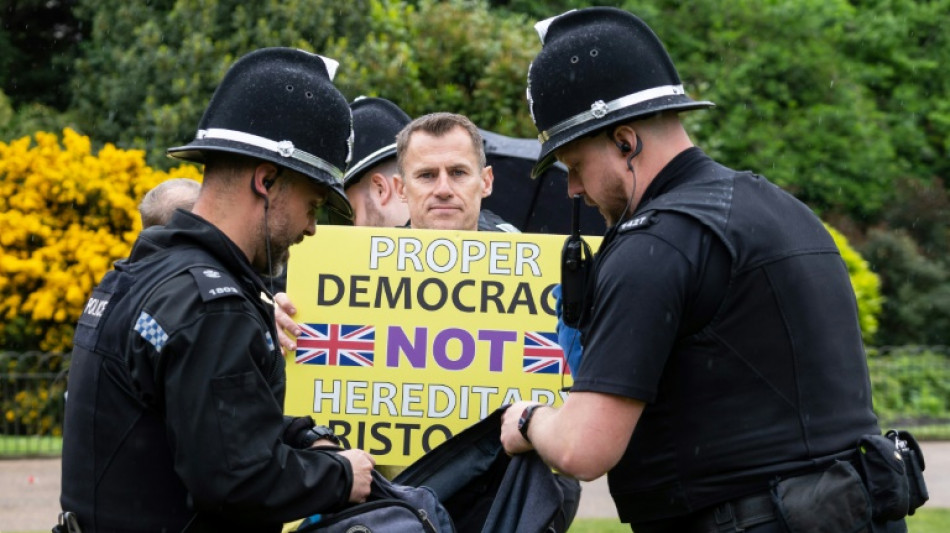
[295,323,375,367]
[522,331,569,375]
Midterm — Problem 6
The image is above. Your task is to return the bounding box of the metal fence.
[1,351,67,456]
[1,347,949,456]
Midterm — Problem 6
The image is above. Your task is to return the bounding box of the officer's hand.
[553,285,583,374]
[337,449,376,503]
[274,292,301,353]
[500,401,537,455]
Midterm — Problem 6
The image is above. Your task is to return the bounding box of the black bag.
[394,406,581,533]
[294,469,455,533]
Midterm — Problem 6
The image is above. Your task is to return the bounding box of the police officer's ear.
[250,163,281,207]
[610,125,637,155]
[370,172,394,203]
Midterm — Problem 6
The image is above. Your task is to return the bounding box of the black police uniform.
[61,210,352,532]
[571,148,881,530]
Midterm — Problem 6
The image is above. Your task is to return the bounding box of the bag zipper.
[301,498,439,532]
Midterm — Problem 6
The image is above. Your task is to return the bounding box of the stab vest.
[594,159,880,524]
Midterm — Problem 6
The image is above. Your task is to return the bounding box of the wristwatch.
[299,424,341,448]
[517,404,545,444]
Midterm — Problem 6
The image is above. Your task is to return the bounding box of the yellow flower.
[0,129,202,351]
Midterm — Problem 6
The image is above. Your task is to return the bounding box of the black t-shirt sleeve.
[570,214,729,403]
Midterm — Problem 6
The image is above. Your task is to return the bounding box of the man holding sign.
[394,112,518,233]
[277,114,574,465]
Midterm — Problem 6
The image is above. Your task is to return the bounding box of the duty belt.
[694,492,776,532]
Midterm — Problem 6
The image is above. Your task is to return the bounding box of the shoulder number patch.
[617,211,659,234]
[189,267,243,302]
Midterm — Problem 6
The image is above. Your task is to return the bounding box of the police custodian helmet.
[343,96,412,189]
[168,47,354,224]
[527,7,715,178]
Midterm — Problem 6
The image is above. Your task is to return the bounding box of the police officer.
[343,96,413,228]
[500,8,893,532]
[60,48,375,532]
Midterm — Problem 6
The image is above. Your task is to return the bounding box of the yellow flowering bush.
[825,223,884,344]
[0,128,202,352]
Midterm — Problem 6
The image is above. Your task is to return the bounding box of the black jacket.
[62,210,352,532]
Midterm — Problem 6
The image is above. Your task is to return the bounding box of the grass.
[894,423,950,441]
[566,508,950,532]
[0,434,62,457]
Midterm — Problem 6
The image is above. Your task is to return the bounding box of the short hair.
[395,112,486,175]
[139,178,201,228]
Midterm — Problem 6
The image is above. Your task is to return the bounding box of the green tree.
[861,228,950,345]
[70,0,370,168]
[0,0,83,110]
[635,0,897,220]
[842,0,950,187]
[325,0,540,137]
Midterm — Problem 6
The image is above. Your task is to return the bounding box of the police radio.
[560,195,592,328]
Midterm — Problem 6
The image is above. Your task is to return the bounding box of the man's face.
[395,126,493,231]
[263,173,325,276]
[556,135,630,227]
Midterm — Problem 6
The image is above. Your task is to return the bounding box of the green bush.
[0,90,78,142]
[868,347,950,431]
[860,228,950,346]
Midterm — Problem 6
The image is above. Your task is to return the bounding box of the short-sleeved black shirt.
[571,149,730,402]
[568,148,879,525]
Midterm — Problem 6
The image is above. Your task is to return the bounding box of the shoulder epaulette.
[617,211,659,234]
[188,266,244,302]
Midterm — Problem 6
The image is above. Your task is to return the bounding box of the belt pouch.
[885,430,929,514]
[857,434,910,521]
[770,461,871,533]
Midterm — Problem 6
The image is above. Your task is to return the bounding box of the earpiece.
[616,140,632,154]
[250,176,270,209]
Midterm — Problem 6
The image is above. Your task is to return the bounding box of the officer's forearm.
[528,391,644,481]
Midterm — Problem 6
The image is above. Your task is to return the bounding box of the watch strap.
[518,404,544,443]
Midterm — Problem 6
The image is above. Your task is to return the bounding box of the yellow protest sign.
[284,225,594,466]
